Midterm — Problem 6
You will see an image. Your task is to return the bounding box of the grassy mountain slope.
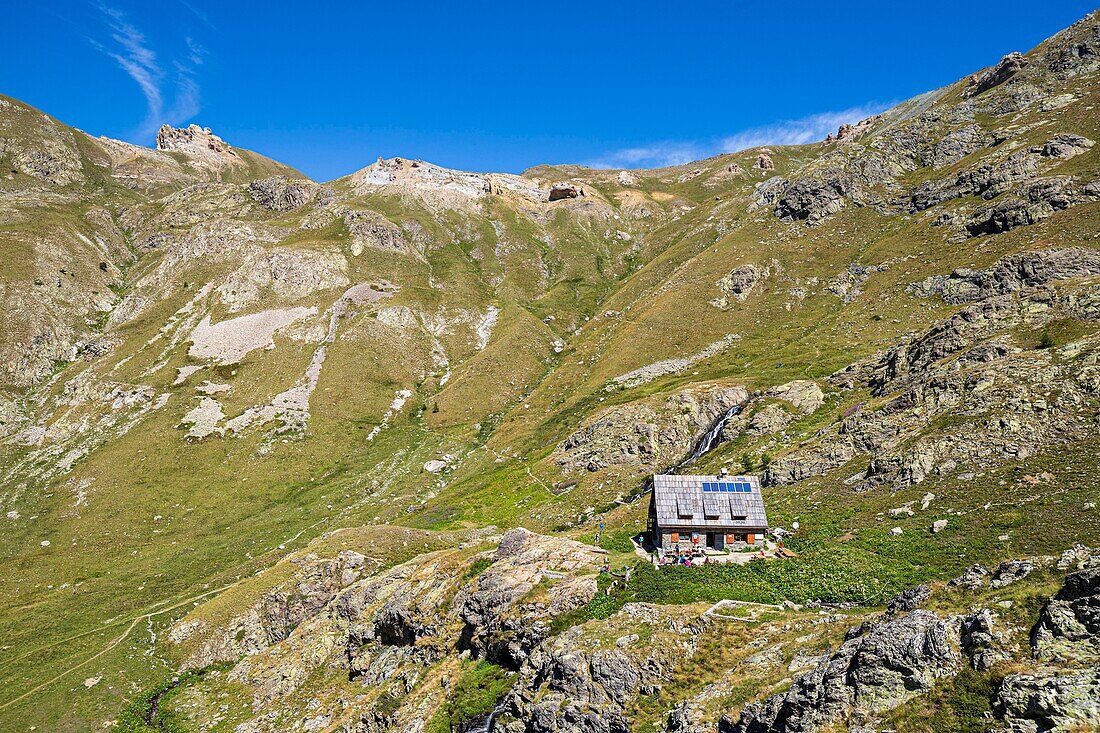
[1,11,1100,731]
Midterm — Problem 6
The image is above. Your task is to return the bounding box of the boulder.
[549,183,583,201]
[886,584,932,614]
[991,560,1035,589]
[958,609,1009,671]
[949,564,990,590]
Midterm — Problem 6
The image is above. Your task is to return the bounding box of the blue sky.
[3,1,1092,181]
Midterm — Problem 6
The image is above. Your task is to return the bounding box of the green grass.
[884,667,1001,733]
[115,663,235,733]
[426,661,514,733]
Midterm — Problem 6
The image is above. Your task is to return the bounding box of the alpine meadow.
[3,8,1100,733]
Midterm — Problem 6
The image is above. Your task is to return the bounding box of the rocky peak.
[826,114,881,144]
[155,123,239,164]
[971,51,1029,94]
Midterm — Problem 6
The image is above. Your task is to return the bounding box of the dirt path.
[0,582,234,712]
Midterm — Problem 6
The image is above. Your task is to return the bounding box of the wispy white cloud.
[718,103,891,153]
[92,6,206,140]
[178,0,217,30]
[586,141,707,170]
[169,61,201,122]
[587,103,893,170]
[185,36,206,66]
[100,7,163,134]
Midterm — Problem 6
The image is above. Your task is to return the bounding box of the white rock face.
[188,307,317,364]
[351,157,489,209]
[609,334,740,389]
[174,365,205,385]
[475,306,500,350]
[486,173,550,202]
[181,397,227,439]
[350,158,551,210]
[423,460,448,474]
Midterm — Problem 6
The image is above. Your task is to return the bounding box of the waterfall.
[684,403,742,464]
[462,697,509,733]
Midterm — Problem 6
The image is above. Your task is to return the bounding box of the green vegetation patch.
[427,660,515,733]
[116,662,235,733]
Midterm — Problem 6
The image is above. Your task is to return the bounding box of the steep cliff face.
[2,11,1100,732]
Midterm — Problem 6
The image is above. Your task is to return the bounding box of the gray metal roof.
[652,474,768,530]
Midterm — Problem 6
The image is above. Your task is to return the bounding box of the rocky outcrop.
[216,248,349,311]
[765,436,857,486]
[1057,544,1096,571]
[825,262,888,303]
[775,273,1100,490]
[156,124,241,169]
[168,550,370,670]
[720,611,960,733]
[456,528,602,667]
[908,149,1040,212]
[959,609,1010,671]
[718,380,825,443]
[994,667,1100,733]
[910,248,1100,305]
[350,156,490,210]
[753,152,775,170]
[826,115,880,144]
[554,386,748,473]
[1032,567,1100,662]
[507,645,640,733]
[1037,133,1095,159]
[965,176,1095,238]
[500,603,704,733]
[987,567,1100,731]
[930,123,993,168]
[973,52,1029,95]
[712,265,762,308]
[341,208,415,257]
[886,584,931,614]
[991,559,1035,589]
[773,172,850,224]
[248,175,315,211]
